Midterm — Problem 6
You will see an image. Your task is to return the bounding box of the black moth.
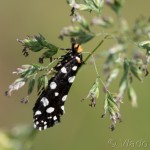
[33,41,83,131]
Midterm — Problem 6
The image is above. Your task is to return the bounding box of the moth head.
[74,44,83,53]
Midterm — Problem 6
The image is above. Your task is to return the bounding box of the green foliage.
[37,75,48,92]
[59,13,95,44]
[67,0,104,14]
[18,34,59,62]
[106,0,125,15]
[0,125,37,150]
[102,91,121,130]
[5,0,150,141]
[83,78,100,107]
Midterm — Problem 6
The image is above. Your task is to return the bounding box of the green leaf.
[119,79,127,96]
[106,68,119,86]
[60,25,94,44]
[74,14,90,31]
[28,78,35,95]
[18,35,44,52]
[32,64,43,70]
[20,67,36,78]
[85,78,100,106]
[37,75,48,92]
[139,41,150,49]
[77,32,94,44]
[77,4,91,11]
[107,93,119,113]
[41,49,58,59]
[102,91,121,130]
[43,75,48,89]
[92,16,114,28]
[123,59,130,73]
[37,76,43,92]
[118,59,129,95]
[103,94,109,115]
[127,85,137,107]
[35,34,46,46]
[130,62,143,81]
[67,0,104,14]
[139,41,150,54]
[67,0,75,4]
[18,34,59,58]
[106,0,125,15]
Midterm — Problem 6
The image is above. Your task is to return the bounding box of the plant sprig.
[5,0,150,132]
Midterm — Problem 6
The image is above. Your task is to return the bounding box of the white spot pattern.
[57,63,61,67]
[68,76,75,83]
[46,107,55,113]
[39,127,42,131]
[55,92,59,96]
[75,56,80,62]
[53,116,57,120]
[41,97,49,107]
[61,67,67,74]
[61,105,65,111]
[35,110,42,116]
[50,82,57,89]
[36,121,39,125]
[62,95,67,102]
[72,66,77,71]
[48,116,52,119]
[34,124,37,128]
[44,125,47,130]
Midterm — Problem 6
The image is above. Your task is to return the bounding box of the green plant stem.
[83,35,109,92]
[83,35,109,63]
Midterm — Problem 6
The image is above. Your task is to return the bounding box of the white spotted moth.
[33,41,83,130]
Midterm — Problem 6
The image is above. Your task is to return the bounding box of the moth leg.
[60,48,71,51]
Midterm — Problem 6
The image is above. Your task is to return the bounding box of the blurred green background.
[0,0,150,150]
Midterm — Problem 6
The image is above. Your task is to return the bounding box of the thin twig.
[82,35,109,92]
[83,35,109,63]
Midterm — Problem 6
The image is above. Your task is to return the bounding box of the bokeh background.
[0,0,150,150]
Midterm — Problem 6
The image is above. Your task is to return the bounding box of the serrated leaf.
[28,78,35,95]
[18,34,59,58]
[35,34,46,46]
